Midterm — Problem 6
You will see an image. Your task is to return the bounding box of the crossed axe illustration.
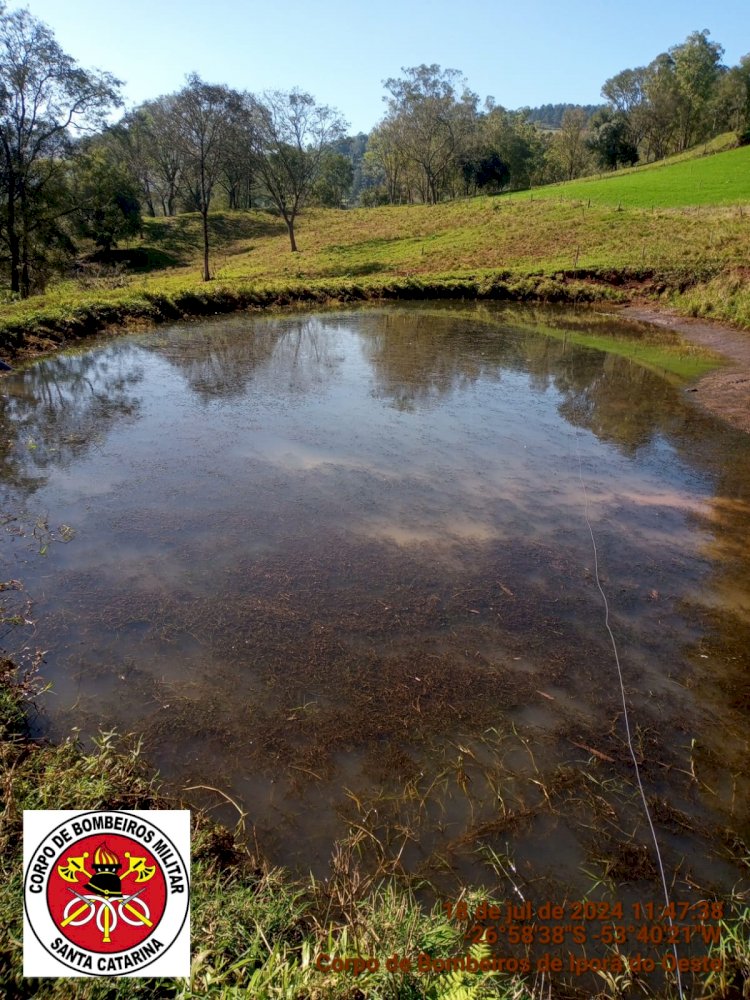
[57,852,156,940]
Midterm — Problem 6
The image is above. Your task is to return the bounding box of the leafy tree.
[549,108,590,180]
[219,114,256,210]
[586,109,638,169]
[381,65,478,204]
[601,66,648,150]
[172,74,242,280]
[670,30,725,151]
[140,96,186,216]
[483,106,546,189]
[0,5,120,296]
[714,54,750,137]
[109,108,157,216]
[364,121,407,203]
[250,89,347,251]
[602,68,647,117]
[460,150,509,194]
[73,147,142,254]
[312,152,353,207]
[640,53,681,160]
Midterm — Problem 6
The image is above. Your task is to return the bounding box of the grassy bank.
[2,662,749,999]
[1,138,749,358]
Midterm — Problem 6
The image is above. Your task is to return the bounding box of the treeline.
[0,7,347,296]
[361,32,750,203]
[523,104,603,129]
[1,4,749,299]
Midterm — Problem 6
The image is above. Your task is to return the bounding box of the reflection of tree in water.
[360,304,681,446]
[143,316,342,401]
[0,347,144,495]
[359,308,518,411]
[555,353,676,455]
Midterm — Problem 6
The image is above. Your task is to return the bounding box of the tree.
[550,108,590,180]
[73,146,142,254]
[312,151,353,207]
[670,30,725,151]
[219,114,256,210]
[483,106,546,189]
[0,6,120,296]
[587,109,638,169]
[141,96,186,217]
[364,121,407,203]
[714,54,750,138]
[109,108,157,216]
[460,150,509,194]
[172,74,241,280]
[640,53,681,160]
[601,67,648,150]
[381,65,478,204]
[251,89,347,251]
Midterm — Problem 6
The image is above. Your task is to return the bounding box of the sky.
[22,0,750,133]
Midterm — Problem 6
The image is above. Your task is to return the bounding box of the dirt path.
[620,304,750,435]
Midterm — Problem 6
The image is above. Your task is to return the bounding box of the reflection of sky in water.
[1,303,748,894]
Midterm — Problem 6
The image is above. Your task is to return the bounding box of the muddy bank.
[621,304,750,434]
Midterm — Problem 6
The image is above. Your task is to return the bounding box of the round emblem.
[25,811,189,976]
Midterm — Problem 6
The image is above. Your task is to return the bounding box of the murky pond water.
[2,303,749,908]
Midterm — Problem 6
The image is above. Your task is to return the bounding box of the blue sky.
[24,0,750,133]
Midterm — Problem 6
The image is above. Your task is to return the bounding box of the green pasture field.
[531,139,750,209]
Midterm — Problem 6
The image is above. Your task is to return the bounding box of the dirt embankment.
[620,304,750,435]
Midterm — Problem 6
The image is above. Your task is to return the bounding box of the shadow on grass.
[88,247,181,271]
[317,262,389,278]
[140,212,286,267]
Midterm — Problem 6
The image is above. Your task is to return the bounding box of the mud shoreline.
[620,303,750,435]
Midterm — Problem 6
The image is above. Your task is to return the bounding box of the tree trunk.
[202,207,210,280]
[144,179,156,217]
[286,216,298,252]
[19,184,31,298]
[7,174,20,295]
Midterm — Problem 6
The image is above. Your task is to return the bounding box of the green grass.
[530,140,750,209]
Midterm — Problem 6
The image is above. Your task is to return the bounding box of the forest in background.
[0,3,749,298]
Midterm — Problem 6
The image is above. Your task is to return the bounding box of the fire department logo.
[24,810,190,977]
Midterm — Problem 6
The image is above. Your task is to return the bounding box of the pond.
[1,302,748,910]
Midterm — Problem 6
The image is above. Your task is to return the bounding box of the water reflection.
[0,348,144,493]
[0,303,748,905]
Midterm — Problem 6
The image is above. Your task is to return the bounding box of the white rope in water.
[572,422,684,1000]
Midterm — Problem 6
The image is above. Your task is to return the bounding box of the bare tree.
[141,96,186,217]
[172,74,241,280]
[251,90,347,251]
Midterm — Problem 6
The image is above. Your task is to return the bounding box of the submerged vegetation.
[2,660,749,999]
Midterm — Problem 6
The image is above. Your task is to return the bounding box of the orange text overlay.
[314,952,724,977]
